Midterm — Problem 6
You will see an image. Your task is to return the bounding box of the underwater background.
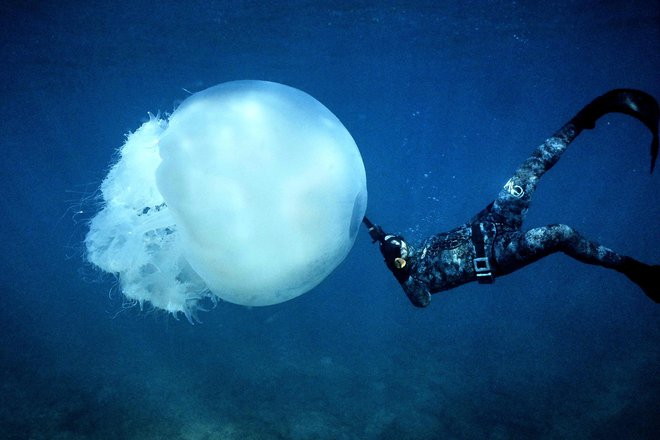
[1,1,658,438]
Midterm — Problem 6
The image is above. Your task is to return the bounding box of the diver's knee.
[547,223,579,243]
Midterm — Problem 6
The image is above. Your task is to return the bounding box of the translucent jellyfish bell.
[85,81,367,318]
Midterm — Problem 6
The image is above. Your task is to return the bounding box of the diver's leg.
[496,224,624,270]
[488,88,659,228]
[488,123,578,229]
[495,224,659,302]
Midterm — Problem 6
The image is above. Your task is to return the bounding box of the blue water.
[1,1,658,438]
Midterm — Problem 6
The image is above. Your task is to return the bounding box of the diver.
[364,89,659,307]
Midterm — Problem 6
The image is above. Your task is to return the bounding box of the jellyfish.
[85,80,367,320]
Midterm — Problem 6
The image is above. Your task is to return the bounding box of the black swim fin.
[571,89,659,173]
[617,257,660,303]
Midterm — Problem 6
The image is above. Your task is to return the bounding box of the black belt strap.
[471,223,494,284]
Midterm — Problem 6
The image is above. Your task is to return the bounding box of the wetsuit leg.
[495,224,659,302]
[489,88,659,227]
[483,89,660,301]
[488,122,579,228]
[495,224,625,272]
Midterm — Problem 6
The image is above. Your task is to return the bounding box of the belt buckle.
[473,257,494,284]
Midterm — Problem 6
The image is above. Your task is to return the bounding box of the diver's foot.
[572,89,659,172]
[618,257,659,303]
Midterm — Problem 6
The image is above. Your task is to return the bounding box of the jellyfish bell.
[157,81,367,306]
[85,80,367,318]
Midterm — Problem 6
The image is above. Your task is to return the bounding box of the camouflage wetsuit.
[366,89,659,306]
